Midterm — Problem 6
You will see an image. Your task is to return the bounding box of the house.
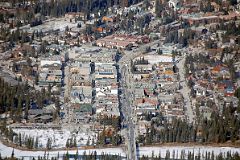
[138,120,151,135]
[160,104,185,123]
[28,105,56,123]
[224,97,239,107]
[135,98,158,115]
[211,64,230,79]
[102,16,114,23]
[193,85,207,97]
[211,2,220,12]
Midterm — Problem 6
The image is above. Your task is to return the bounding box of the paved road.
[63,65,70,102]
[176,55,194,123]
[120,65,137,160]
[118,40,160,160]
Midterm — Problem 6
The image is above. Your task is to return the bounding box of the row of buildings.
[129,45,185,136]
[65,46,119,124]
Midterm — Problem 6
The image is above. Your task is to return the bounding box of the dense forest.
[0,0,144,24]
[0,77,61,150]
[0,77,60,121]
[138,102,240,145]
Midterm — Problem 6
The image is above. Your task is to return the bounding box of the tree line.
[1,149,240,160]
[138,101,240,145]
[140,150,240,160]
[0,122,40,149]
[4,0,144,28]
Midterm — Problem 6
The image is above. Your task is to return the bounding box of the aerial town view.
[0,0,240,159]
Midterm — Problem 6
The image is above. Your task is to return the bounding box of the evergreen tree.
[46,138,52,150]
[86,137,90,146]
[73,136,77,147]
[75,150,79,160]
[35,137,39,149]
[66,139,70,148]
[19,133,22,146]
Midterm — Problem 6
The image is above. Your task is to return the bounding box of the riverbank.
[1,140,240,159]
[2,134,240,152]
[141,141,240,148]
[0,141,126,159]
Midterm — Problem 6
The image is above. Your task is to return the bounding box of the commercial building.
[39,60,62,87]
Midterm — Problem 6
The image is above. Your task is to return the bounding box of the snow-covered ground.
[16,17,84,33]
[0,141,126,159]
[1,140,240,160]
[30,18,79,32]
[13,128,97,148]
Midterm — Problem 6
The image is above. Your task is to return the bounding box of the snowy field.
[1,140,240,160]
[0,141,126,160]
[30,18,79,32]
[15,18,84,33]
[13,128,97,148]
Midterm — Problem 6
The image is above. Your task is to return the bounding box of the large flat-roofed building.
[96,34,146,49]
[70,62,91,84]
[180,13,219,26]
[95,63,116,79]
[134,55,173,64]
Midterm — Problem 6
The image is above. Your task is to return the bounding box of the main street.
[118,40,159,160]
[176,52,194,123]
[120,64,137,160]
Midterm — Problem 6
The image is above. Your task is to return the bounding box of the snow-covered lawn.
[12,128,97,148]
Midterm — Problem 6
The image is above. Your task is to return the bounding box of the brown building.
[181,14,220,26]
